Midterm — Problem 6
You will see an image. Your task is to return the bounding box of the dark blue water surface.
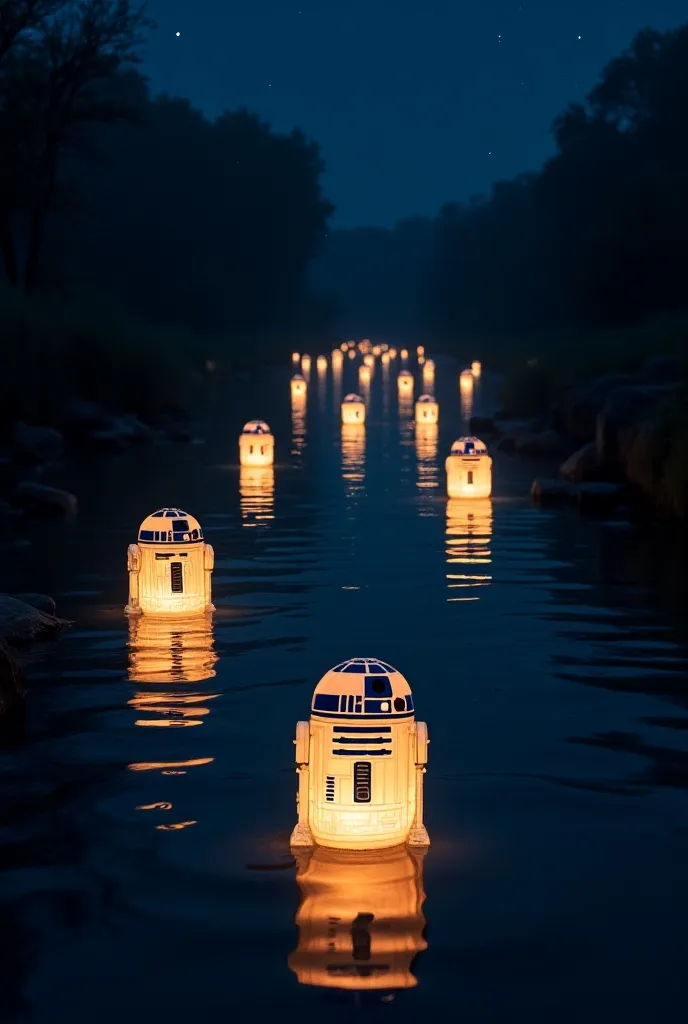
[1,357,687,1022]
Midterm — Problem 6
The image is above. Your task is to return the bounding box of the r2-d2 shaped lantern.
[415,394,439,425]
[126,508,214,616]
[341,393,366,425]
[397,370,414,397]
[239,420,274,467]
[290,658,430,852]
[446,436,492,498]
[291,373,307,398]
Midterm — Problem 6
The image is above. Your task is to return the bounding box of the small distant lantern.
[418,355,426,367]
[289,844,427,993]
[348,348,356,360]
[389,348,398,359]
[317,355,328,372]
[398,369,414,396]
[332,348,344,365]
[347,340,356,349]
[292,351,300,364]
[301,354,312,374]
[363,354,375,368]
[381,351,390,366]
[291,373,307,398]
[239,420,274,467]
[341,393,366,424]
[415,394,439,424]
[126,508,214,617]
[471,360,482,378]
[422,359,435,385]
[400,348,409,361]
[290,657,430,851]
[460,368,473,391]
[340,342,349,352]
[359,364,371,386]
[445,436,492,498]
[416,346,425,357]
[372,345,381,357]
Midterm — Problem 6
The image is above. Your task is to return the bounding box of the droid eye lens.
[371,680,385,694]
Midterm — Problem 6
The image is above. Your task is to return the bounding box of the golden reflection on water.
[445,498,493,600]
[341,422,366,496]
[239,466,275,528]
[291,394,307,456]
[415,422,439,492]
[289,845,427,992]
[460,386,473,426]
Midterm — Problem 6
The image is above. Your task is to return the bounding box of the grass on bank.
[0,285,209,436]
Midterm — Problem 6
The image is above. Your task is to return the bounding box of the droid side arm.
[125,543,141,615]
[408,721,430,848]
[203,542,215,611]
[289,720,314,849]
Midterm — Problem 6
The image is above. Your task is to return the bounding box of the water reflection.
[289,845,427,994]
[415,422,439,493]
[127,613,217,685]
[239,466,275,528]
[291,394,307,457]
[460,387,473,426]
[445,498,493,600]
[341,423,366,497]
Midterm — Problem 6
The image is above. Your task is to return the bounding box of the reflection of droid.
[127,612,217,684]
[289,844,427,993]
[126,508,214,617]
[290,658,430,852]
[446,436,492,498]
[239,420,274,467]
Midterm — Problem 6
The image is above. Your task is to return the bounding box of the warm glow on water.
[1,358,687,1019]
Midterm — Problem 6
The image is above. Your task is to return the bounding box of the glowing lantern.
[289,657,430,851]
[348,348,356,360]
[460,368,473,391]
[292,351,300,364]
[416,345,425,357]
[359,364,371,386]
[415,394,439,424]
[363,353,375,368]
[372,345,381,357]
[289,844,427,992]
[446,498,493,600]
[397,369,414,397]
[348,340,356,349]
[445,436,492,498]
[332,348,344,367]
[240,466,275,527]
[340,342,349,352]
[418,355,426,367]
[125,508,214,617]
[290,373,307,398]
[422,358,435,386]
[341,393,366,424]
[389,347,397,359]
[381,351,390,366]
[127,612,217,685]
[380,343,389,352]
[317,355,328,372]
[400,348,409,361]
[301,354,312,374]
[239,419,274,467]
[471,360,482,378]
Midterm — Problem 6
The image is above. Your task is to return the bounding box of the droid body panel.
[341,393,366,425]
[290,658,429,852]
[446,436,492,499]
[415,394,439,424]
[289,844,427,992]
[125,508,214,617]
[239,419,274,467]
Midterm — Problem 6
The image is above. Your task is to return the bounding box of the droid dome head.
[450,436,488,456]
[417,394,434,405]
[311,657,414,718]
[137,508,204,544]
[342,393,364,405]
[241,419,272,436]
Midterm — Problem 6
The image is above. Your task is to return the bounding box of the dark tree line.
[0,0,333,341]
[313,23,688,349]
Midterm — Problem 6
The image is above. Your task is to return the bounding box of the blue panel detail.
[332,749,391,756]
[342,663,365,673]
[364,699,392,714]
[332,726,392,733]
[364,676,392,698]
[313,694,339,712]
[406,695,414,712]
[139,530,154,541]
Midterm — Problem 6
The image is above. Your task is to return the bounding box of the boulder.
[113,414,155,444]
[596,385,675,467]
[12,593,56,616]
[515,428,568,458]
[0,594,69,644]
[531,478,577,506]
[576,482,628,516]
[12,422,64,464]
[551,374,632,445]
[15,481,78,516]
[559,442,602,483]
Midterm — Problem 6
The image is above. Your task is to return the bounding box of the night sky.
[143,1,687,227]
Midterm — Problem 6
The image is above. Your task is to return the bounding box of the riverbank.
[485,318,688,521]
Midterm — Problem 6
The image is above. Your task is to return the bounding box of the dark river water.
[1,356,687,1022]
